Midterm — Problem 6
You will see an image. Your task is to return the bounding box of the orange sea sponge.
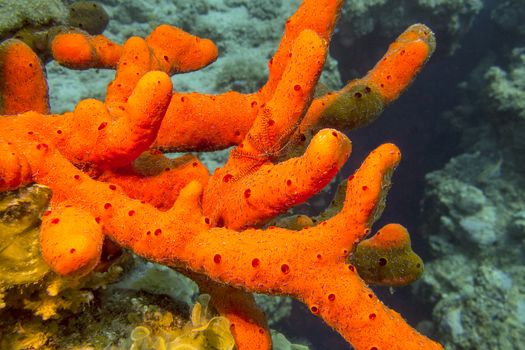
[47,0,433,154]
[17,140,440,349]
[44,70,173,169]
[299,23,436,136]
[40,205,104,276]
[0,39,48,115]
[98,152,210,211]
[51,32,122,69]
[201,30,352,229]
[0,142,32,192]
[0,1,442,348]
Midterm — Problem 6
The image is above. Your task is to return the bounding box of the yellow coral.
[129,294,235,350]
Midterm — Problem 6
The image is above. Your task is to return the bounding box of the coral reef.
[1,288,234,349]
[414,10,525,348]
[0,0,440,349]
[491,0,525,37]
[0,0,69,38]
[418,152,525,348]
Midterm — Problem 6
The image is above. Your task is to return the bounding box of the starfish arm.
[242,29,327,156]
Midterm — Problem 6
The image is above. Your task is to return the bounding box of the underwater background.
[0,0,523,349]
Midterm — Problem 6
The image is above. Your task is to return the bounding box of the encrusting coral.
[0,184,51,300]
[127,294,236,350]
[0,0,441,349]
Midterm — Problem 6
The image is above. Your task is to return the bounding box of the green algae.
[67,1,109,35]
[316,83,385,132]
[349,226,424,287]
